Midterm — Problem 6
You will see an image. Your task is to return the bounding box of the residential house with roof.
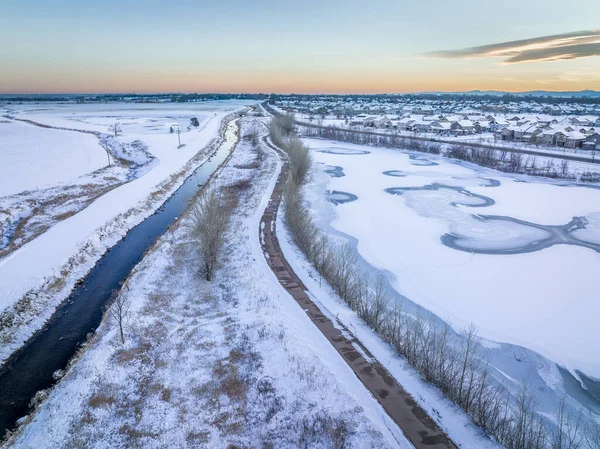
[428,121,451,134]
[558,131,587,148]
[473,120,491,133]
[570,117,594,127]
[451,120,475,135]
[583,133,600,151]
[514,123,539,142]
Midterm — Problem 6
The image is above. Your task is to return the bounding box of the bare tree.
[109,288,130,344]
[277,112,295,135]
[108,122,122,137]
[552,396,585,449]
[191,188,231,281]
[286,138,312,185]
[585,419,600,449]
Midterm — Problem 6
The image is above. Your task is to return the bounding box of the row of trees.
[271,117,600,449]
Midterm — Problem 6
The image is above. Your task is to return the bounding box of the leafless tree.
[191,188,231,281]
[584,419,600,449]
[108,122,122,137]
[552,396,585,449]
[109,287,130,344]
[248,121,260,147]
[286,138,312,185]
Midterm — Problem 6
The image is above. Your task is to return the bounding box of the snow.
[5,119,408,449]
[277,211,504,449]
[0,119,106,196]
[302,138,600,378]
[0,101,248,363]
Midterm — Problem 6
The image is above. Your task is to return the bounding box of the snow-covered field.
[302,138,600,381]
[0,101,248,363]
[0,119,106,196]
[5,119,407,449]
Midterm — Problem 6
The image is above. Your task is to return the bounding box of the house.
[570,117,593,127]
[373,116,392,129]
[514,123,538,142]
[595,117,600,127]
[565,131,586,148]
[499,126,515,140]
[583,133,600,150]
[451,120,475,135]
[429,121,451,134]
[361,116,379,127]
[473,120,491,133]
[412,119,431,133]
[349,114,368,126]
[397,118,416,130]
[540,128,564,145]
[555,132,568,147]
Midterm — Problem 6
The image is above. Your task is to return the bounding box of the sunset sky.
[1,0,599,94]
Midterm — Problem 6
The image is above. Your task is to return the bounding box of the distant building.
[583,133,600,150]
[451,120,475,135]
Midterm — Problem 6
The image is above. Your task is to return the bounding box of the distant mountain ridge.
[427,90,600,98]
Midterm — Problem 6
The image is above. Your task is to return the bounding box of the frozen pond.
[305,139,600,414]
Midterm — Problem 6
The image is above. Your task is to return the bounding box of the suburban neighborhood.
[276,95,600,151]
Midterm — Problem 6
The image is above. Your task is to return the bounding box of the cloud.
[428,30,600,64]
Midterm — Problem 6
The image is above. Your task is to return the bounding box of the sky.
[1,0,599,94]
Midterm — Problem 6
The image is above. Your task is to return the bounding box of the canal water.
[0,119,239,439]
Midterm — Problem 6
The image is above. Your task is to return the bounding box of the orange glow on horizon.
[2,71,599,95]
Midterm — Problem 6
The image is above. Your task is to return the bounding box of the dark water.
[0,131,235,439]
[323,165,345,178]
[326,190,358,205]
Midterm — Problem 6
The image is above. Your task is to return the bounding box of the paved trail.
[259,135,458,449]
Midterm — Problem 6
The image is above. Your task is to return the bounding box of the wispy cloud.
[428,30,600,64]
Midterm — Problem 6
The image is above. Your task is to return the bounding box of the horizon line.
[1,89,598,96]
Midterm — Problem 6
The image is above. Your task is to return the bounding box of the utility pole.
[177,127,181,147]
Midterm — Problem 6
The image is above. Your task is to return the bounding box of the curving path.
[259,135,458,449]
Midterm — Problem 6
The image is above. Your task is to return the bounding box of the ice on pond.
[382,170,407,177]
[386,184,600,254]
[409,154,439,166]
[570,212,600,246]
[326,190,358,205]
[323,165,345,178]
[318,147,370,155]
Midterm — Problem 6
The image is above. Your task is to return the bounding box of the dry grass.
[88,392,116,409]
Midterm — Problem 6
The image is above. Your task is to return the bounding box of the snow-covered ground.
[301,138,600,381]
[5,119,408,449]
[0,101,248,364]
[0,119,106,196]
[277,191,504,449]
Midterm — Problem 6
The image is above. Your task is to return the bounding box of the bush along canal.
[0,118,240,440]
